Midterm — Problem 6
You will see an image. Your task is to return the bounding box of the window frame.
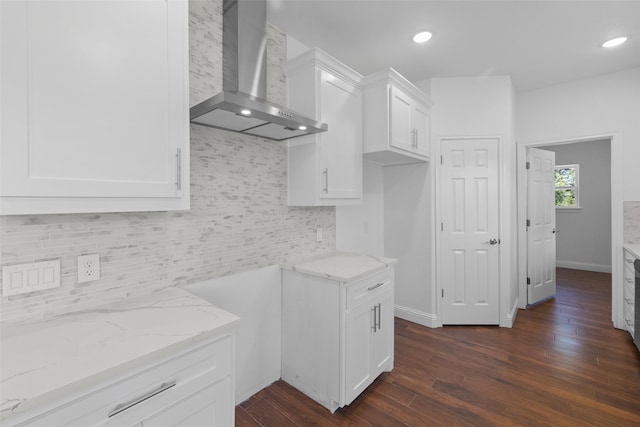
[554,164,580,210]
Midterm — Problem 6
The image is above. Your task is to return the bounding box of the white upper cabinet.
[286,48,363,206]
[361,68,433,166]
[0,0,189,215]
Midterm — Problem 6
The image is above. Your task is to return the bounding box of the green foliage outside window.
[555,165,579,208]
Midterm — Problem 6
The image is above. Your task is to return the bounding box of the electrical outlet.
[78,254,101,283]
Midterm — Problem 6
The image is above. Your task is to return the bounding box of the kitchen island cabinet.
[361,68,433,165]
[0,288,238,427]
[281,252,396,412]
[286,49,363,206]
[0,0,189,215]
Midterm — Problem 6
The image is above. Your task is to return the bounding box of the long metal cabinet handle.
[108,381,177,418]
[414,128,418,148]
[371,306,377,332]
[322,168,328,194]
[376,303,381,330]
[367,282,385,292]
[175,148,182,190]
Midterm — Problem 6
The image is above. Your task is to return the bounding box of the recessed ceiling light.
[413,31,432,44]
[298,125,307,131]
[240,109,252,116]
[602,36,628,48]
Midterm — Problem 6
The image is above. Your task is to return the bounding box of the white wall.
[431,75,518,326]
[544,140,612,272]
[336,161,384,256]
[383,163,433,325]
[517,67,640,201]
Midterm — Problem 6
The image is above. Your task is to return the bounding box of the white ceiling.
[266,0,640,92]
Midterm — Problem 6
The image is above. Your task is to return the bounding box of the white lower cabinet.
[282,267,394,412]
[5,333,235,427]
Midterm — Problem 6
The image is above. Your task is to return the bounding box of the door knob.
[552,228,558,234]
[484,238,500,245]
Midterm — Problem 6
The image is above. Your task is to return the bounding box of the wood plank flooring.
[236,268,640,426]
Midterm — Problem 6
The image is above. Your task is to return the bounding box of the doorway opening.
[517,134,623,328]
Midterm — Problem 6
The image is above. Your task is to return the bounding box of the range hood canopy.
[190,0,327,141]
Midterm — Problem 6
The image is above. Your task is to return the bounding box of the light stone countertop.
[624,243,640,260]
[0,287,239,420]
[282,251,398,282]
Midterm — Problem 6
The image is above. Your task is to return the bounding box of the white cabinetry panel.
[286,48,362,206]
[0,0,189,214]
[362,68,433,166]
[282,266,394,412]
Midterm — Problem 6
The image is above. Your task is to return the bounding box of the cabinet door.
[344,300,374,405]
[389,86,414,153]
[318,70,362,201]
[370,288,394,376]
[142,376,233,427]
[1,1,188,204]
[412,102,430,158]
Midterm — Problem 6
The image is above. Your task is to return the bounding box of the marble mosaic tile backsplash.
[0,0,335,322]
[624,201,640,243]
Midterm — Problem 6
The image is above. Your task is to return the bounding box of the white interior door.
[440,138,500,325]
[527,148,557,305]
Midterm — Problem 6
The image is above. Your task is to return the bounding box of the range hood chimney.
[190,0,327,141]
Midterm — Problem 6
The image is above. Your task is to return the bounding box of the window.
[555,164,580,208]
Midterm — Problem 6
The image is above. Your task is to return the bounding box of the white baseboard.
[395,304,439,328]
[556,260,612,273]
[503,297,519,328]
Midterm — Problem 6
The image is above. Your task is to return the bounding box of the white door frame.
[516,133,623,328]
[435,134,513,327]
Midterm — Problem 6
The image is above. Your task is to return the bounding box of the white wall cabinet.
[623,249,636,337]
[3,333,235,427]
[282,267,394,412]
[362,68,433,166]
[286,48,363,206]
[0,0,190,215]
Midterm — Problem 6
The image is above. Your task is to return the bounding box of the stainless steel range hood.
[190,0,327,141]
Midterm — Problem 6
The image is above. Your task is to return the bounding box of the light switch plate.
[2,260,61,296]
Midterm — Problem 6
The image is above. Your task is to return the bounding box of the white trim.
[394,304,439,328]
[435,134,507,327]
[504,297,519,328]
[516,133,622,330]
[556,260,612,273]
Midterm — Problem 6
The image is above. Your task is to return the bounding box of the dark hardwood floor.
[236,268,640,426]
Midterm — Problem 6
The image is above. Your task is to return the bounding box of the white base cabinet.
[282,267,394,412]
[623,249,636,337]
[4,333,235,427]
[0,0,189,215]
[286,48,363,206]
[361,68,433,166]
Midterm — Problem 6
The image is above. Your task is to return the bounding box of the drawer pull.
[367,282,385,292]
[109,380,176,417]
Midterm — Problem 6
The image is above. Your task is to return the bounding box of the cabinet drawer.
[15,334,232,427]
[346,268,394,309]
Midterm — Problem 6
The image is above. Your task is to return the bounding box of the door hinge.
[442,289,444,298]
[526,161,530,170]
[526,219,531,227]
[527,277,531,285]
